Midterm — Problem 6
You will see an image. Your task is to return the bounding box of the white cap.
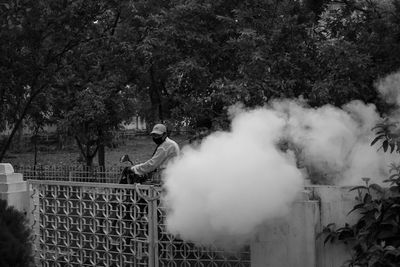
[150,124,167,135]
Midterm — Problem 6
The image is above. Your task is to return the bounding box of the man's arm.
[132,147,167,175]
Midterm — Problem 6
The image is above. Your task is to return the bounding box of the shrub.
[322,170,400,266]
[0,199,33,267]
[321,120,400,266]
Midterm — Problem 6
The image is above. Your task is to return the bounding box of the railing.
[28,180,251,267]
[15,165,124,183]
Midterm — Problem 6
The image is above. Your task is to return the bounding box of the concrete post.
[0,163,29,212]
[307,185,359,267]
[251,191,320,267]
[250,186,361,267]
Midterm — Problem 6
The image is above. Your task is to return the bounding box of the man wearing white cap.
[130,123,180,182]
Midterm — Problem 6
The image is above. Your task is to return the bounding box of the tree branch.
[0,82,46,161]
[110,10,121,36]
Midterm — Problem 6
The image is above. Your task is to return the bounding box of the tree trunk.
[98,143,105,167]
[75,136,97,167]
[57,130,64,150]
[33,135,38,165]
[15,123,23,151]
[34,142,38,165]
[86,155,93,167]
[149,65,163,124]
[97,129,105,167]
[0,87,5,131]
[85,144,93,167]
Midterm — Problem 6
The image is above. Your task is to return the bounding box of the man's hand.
[122,166,134,177]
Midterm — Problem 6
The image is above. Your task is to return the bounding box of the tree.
[112,0,176,127]
[52,2,136,167]
[4,0,400,165]
[152,0,318,128]
[25,92,52,165]
[310,0,400,108]
[0,0,122,162]
[135,0,400,126]
[117,0,318,130]
[55,86,133,167]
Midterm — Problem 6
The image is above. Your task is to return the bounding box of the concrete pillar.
[0,163,29,212]
[307,186,359,267]
[250,186,361,267]
[251,192,320,267]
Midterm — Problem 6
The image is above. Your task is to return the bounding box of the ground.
[4,134,190,167]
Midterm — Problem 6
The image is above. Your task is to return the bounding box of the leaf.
[380,219,398,228]
[369,183,384,193]
[348,203,365,215]
[326,223,336,228]
[384,246,396,251]
[377,230,395,239]
[323,235,332,244]
[384,247,400,257]
[390,143,396,153]
[388,173,400,179]
[389,203,400,209]
[382,140,389,152]
[349,185,368,192]
[371,125,383,131]
[371,135,385,146]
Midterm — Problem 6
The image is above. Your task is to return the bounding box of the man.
[130,123,180,183]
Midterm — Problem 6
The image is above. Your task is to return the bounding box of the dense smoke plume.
[163,107,304,248]
[273,99,397,185]
[163,71,400,249]
[376,71,400,106]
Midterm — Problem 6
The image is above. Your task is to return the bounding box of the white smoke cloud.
[376,71,400,106]
[163,71,400,249]
[163,107,304,249]
[272,99,396,185]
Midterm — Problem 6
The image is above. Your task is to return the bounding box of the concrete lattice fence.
[0,163,362,267]
[28,180,251,266]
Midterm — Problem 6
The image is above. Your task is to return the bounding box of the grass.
[4,134,190,167]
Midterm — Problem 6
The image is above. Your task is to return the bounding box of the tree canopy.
[0,0,130,163]
[117,0,400,128]
[2,0,400,164]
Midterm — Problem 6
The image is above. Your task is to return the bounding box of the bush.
[0,199,33,267]
[321,120,400,266]
[321,172,400,266]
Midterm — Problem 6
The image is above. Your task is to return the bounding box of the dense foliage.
[322,169,400,266]
[0,0,131,164]
[0,199,33,267]
[2,0,400,164]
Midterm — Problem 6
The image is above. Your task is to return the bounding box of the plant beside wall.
[321,121,400,266]
[0,199,33,267]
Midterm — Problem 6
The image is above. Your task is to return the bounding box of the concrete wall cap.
[0,163,14,174]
